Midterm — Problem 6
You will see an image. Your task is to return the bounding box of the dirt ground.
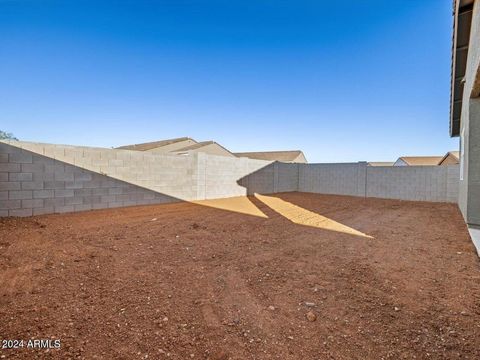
[0,192,479,359]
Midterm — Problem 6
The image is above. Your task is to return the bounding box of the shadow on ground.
[0,193,479,359]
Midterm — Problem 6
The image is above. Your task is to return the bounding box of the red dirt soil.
[0,192,479,359]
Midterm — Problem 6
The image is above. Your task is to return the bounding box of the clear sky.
[0,0,458,163]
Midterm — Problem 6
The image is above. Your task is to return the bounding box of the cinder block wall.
[298,162,459,203]
[0,140,276,217]
[276,162,299,193]
[298,163,366,197]
[201,154,271,199]
[0,144,179,217]
[0,140,461,217]
[366,165,459,202]
[4,140,200,201]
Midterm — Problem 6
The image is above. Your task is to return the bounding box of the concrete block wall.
[0,143,178,217]
[0,140,276,217]
[298,162,459,203]
[298,163,365,197]
[275,162,299,193]
[446,165,461,203]
[0,140,461,217]
[366,165,459,202]
[235,161,299,195]
[202,154,272,199]
[241,162,276,195]
[4,140,200,201]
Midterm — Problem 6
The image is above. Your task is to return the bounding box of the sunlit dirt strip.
[192,196,268,218]
[254,193,373,238]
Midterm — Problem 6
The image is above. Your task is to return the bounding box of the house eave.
[450,0,474,137]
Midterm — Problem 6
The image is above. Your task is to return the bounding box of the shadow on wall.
[1,144,371,238]
[0,141,278,217]
[236,161,300,195]
[0,147,183,217]
[221,161,372,238]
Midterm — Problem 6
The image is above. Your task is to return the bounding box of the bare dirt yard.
[1,192,479,359]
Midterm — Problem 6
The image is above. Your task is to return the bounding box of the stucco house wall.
[458,1,480,227]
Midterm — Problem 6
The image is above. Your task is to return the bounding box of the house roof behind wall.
[234,150,306,163]
[439,151,460,164]
[175,141,214,151]
[116,137,195,151]
[367,162,395,166]
[396,156,443,166]
[174,141,232,153]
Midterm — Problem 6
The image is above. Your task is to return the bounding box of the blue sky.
[0,0,458,163]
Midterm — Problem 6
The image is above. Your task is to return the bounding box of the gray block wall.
[298,163,366,197]
[0,140,460,217]
[298,162,459,203]
[1,140,200,200]
[0,140,276,217]
[276,162,299,193]
[241,163,275,195]
[202,154,271,199]
[0,143,179,217]
[366,165,459,203]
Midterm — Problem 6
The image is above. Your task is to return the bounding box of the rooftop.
[116,137,194,151]
[368,162,395,167]
[397,156,444,166]
[234,150,305,162]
